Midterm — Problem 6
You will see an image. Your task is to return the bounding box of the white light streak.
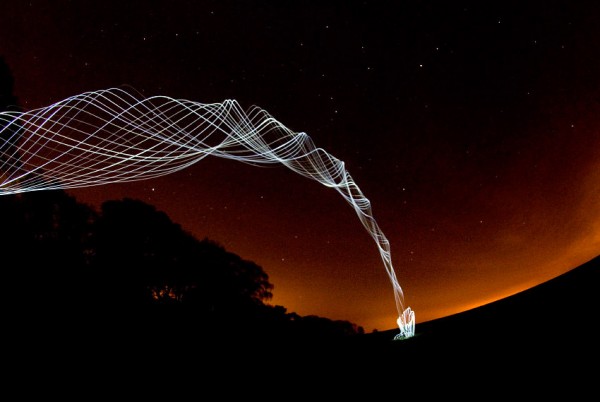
[0,87,414,338]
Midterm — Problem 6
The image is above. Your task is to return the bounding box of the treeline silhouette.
[0,57,363,350]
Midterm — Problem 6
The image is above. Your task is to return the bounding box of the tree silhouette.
[86,198,365,339]
[0,56,97,332]
[88,198,275,333]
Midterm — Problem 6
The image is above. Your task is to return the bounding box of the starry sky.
[1,0,600,332]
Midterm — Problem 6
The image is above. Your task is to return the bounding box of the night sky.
[1,0,600,332]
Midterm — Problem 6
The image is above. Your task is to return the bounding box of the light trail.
[0,87,415,338]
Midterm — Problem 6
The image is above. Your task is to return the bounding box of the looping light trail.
[0,87,415,338]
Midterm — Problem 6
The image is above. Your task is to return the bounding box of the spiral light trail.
[0,87,414,338]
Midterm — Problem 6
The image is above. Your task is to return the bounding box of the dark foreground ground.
[6,255,599,397]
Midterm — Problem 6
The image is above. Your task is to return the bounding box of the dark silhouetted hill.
[334,253,600,391]
[366,252,600,350]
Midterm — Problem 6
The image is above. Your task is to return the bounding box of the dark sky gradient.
[1,1,600,331]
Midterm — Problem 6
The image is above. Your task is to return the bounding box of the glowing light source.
[0,87,415,338]
[394,306,415,340]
